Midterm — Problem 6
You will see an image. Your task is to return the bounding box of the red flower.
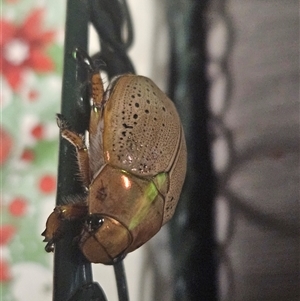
[30,123,45,140]
[39,175,56,194]
[20,148,35,162]
[0,225,16,245]
[9,197,28,217]
[0,225,16,282]
[0,127,13,165]
[28,89,39,101]
[0,9,56,91]
[0,260,11,282]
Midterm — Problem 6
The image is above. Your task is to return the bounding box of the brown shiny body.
[42,54,186,264]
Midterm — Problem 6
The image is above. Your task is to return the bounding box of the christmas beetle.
[42,50,187,264]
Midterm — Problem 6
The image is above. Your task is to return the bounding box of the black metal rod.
[113,261,129,301]
[167,1,217,300]
[53,1,91,300]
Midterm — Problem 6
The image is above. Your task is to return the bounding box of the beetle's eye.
[86,215,104,232]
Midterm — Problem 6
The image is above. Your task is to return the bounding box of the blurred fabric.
[209,1,299,300]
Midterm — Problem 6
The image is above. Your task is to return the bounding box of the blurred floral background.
[1,1,66,300]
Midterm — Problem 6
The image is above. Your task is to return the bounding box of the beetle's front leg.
[74,48,104,139]
[87,72,107,175]
[89,71,104,138]
[75,49,106,175]
[42,203,88,252]
[56,114,91,187]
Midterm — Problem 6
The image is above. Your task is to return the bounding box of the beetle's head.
[79,214,132,264]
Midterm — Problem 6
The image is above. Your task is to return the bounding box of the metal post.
[53,1,92,300]
[167,1,218,300]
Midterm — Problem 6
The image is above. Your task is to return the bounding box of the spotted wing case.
[103,75,187,224]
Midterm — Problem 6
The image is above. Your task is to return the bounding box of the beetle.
[42,50,187,264]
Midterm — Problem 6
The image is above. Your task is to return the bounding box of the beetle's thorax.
[79,214,132,264]
[86,164,165,256]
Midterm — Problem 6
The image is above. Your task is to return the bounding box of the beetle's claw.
[42,231,55,252]
[56,114,68,130]
[41,229,51,243]
[45,241,55,253]
[41,229,46,237]
[74,48,95,72]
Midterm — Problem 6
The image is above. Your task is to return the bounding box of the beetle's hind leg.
[56,114,91,187]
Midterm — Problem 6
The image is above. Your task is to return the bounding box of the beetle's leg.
[42,203,88,252]
[74,48,104,138]
[88,72,107,176]
[75,49,106,175]
[56,114,90,187]
[89,71,104,137]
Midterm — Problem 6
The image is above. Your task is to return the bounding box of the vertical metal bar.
[113,261,129,301]
[167,0,217,300]
[53,1,91,300]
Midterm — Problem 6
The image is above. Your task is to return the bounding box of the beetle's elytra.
[42,51,187,264]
